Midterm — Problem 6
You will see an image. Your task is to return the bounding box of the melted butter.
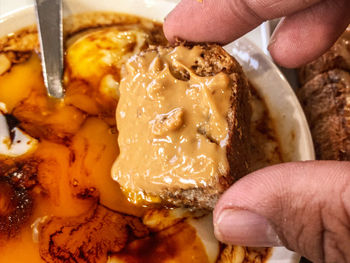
[113,46,231,201]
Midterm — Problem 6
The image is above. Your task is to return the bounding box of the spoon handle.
[35,0,64,99]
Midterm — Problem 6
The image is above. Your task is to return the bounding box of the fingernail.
[214,209,282,247]
[268,19,285,50]
[268,34,277,49]
[268,29,279,52]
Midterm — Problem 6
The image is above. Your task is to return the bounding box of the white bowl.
[0,0,315,262]
[224,39,315,163]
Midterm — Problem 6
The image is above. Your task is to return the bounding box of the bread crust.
[298,26,350,161]
[150,44,251,210]
[298,69,350,160]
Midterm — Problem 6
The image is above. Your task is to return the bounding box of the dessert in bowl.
[0,0,314,262]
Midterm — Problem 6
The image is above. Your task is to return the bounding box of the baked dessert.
[112,44,251,210]
[298,26,350,160]
[298,69,350,160]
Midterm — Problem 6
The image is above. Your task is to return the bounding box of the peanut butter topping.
[112,46,233,203]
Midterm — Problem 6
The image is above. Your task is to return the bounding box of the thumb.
[164,0,350,68]
[213,161,350,263]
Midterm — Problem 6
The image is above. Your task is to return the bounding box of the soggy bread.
[298,69,350,160]
[298,26,350,160]
[112,44,251,210]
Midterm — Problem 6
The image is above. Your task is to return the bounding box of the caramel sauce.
[113,222,209,263]
[0,12,275,263]
[0,55,119,262]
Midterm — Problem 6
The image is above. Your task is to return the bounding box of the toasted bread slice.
[113,44,251,210]
[298,26,350,161]
[298,69,350,160]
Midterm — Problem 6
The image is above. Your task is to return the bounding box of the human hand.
[163,0,350,68]
[213,161,350,263]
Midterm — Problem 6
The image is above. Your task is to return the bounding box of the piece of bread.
[298,26,350,160]
[158,44,251,210]
[298,69,350,160]
[113,44,251,210]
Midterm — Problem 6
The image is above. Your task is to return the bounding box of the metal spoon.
[35,0,64,99]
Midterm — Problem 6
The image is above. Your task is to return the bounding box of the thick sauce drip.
[113,46,231,201]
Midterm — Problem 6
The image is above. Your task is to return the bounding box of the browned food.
[0,158,40,241]
[0,176,33,240]
[299,26,350,85]
[298,69,350,160]
[38,205,149,263]
[0,157,39,189]
[113,44,251,210]
[113,221,209,263]
[218,245,271,263]
[298,26,350,160]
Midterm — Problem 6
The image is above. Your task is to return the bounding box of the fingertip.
[163,0,260,44]
[163,6,179,43]
[267,37,304,68]
[163,20,174,43]
[213,209,282,246]
[214,161,350,260]
[268,1,350,68]
[162,0,200,43]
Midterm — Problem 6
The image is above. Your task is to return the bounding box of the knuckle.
[265,163,350,262]
[278,202,350,263]
[318,174,350,263]
[320,216,350,263]
[227,0,264,26]
[271,168,350,262]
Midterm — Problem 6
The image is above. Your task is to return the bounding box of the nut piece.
[218,245,271,263]
[0,54,11,76]
[151,108,184,136]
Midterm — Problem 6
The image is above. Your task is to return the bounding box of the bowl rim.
[225,37,315,163]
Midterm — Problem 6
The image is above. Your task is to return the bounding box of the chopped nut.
[149,55,163,73]
[151,108,184,136]
[217,246,245,263]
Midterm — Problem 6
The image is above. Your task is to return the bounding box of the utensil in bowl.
[35,0,64,98]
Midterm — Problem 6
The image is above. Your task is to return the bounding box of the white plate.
[0,0,315,262]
